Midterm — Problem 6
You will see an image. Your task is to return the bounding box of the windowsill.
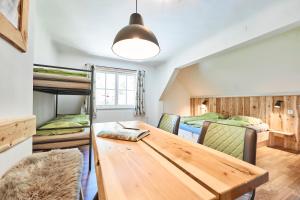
[96,106,135,111]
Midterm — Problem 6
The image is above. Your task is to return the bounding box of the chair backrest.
[198,121,257,165]
[157,113,181,135]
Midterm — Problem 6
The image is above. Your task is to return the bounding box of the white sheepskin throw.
[0,149,83,200]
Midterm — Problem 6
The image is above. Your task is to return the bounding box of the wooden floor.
[79,145,300,200]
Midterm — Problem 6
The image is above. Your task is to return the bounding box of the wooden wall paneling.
[285,96,297,137]
[297,96,300,142]
[265,97,273,125]
[244,97,251,116]
[190,95,300,151]
[228,97,234,116]
[259,96,267,122]
[271,96,284,131]
[198,98,203,115]
[219,98,224,115]
[216,98,221,114]
[221,98,229,116]
[190,98,194,116]
[208,98,217,113]
[194,98,198,116]
[250,97,259,118]
[231,98,237,116]
[199,98,203,115]
[194,99,198,116]
[281,96,289,133]
[195,98,199,115]
[237,97,244,116]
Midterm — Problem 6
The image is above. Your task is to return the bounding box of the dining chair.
[198,121,257,200]
[157,113,181,135]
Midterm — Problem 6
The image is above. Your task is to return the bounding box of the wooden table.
[92,121,268,200]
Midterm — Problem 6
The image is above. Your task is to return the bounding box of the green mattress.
[37,114,90,136]
[34,67,87,78]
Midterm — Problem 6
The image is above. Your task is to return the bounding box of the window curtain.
[135,70,146,116]
[81,64,97,118]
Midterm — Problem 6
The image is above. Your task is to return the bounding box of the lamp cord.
[136,0,137,13]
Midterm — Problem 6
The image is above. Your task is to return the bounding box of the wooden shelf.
[0,116,36,153]
[269,130,294,136]
[268,130,296,151]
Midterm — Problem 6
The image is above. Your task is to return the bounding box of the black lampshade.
[112,13,160,60]
[274,100,283,108]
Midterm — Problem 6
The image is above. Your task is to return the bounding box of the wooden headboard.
[190,96,300,141]
[0,116,36,153]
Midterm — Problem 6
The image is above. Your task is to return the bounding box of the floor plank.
[79,146,97,200]
[255,147,300,200]
[80,145,300,200]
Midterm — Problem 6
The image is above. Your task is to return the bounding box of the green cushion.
[37,115,89,136]
[158,114,178,133]
[37,121,84,136]
[39,121,82,129]
[34,67,87,77]
[56,114,90,126]
[203,123,246,160]
[37,128,83,136]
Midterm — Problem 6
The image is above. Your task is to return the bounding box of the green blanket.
[215,119,250,127]
[181,113,262,129]
[181,112,226,125]
[34,67,87,78]
[37,114,89,136]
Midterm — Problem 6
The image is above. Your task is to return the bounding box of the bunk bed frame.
[33,63,94,171]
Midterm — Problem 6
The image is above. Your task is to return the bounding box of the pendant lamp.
[112,0,160,60]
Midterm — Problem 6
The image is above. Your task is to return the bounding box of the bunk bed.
[33,64,94,170]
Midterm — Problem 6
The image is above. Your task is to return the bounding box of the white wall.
[162,78,190,116]
[33,31,156,125]
[55,49,154,124]
[32,5,58,126]
[149,0,300,124]
[0,3,34,176]
[177,26,300,97]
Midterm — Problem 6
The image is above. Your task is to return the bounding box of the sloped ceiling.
[176,26,300,97]
[35,0,280,66]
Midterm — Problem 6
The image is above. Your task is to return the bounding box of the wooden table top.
[92,121,268,200]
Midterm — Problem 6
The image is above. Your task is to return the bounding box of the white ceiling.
[36,0,281,66]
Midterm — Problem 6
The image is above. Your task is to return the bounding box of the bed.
[33,114,90,150]
[179,112,226,142]
[33,66,91,94]
[179,113,269,145]
[33,64,94,170]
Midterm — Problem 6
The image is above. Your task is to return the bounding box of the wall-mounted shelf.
[268,129,296,151]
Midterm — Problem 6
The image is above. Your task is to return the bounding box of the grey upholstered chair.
[198,121,257,200]
[157,113,181,135]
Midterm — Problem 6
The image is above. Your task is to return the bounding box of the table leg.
[93,192,98,200]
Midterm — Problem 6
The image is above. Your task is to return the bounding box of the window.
[96,69,137,109]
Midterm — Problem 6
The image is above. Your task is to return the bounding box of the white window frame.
[95,67,137,110]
